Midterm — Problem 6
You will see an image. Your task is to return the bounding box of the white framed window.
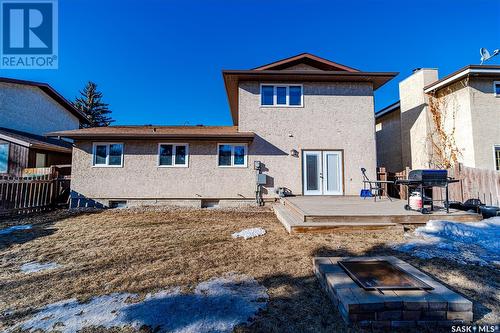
[260,84,303,107]
[35,153,46,168]
[158,143,189,167]
[494,81,500,97]
[0,143,9,173]
[494,145,500,171]
[92,143,124,167]
[217,143,247,167]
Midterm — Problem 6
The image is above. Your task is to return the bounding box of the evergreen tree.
[73,81,114,128]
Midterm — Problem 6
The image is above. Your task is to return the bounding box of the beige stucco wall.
[238,81,377,196]
[399,69,439,169]
[380,71,500,172]
[469,78,500,170]
[0,82,80,135]
[430,80,475,168]
[424,77,500,170]
[71,81,378,204]
[71,140,257,200]
[375,109,403,172]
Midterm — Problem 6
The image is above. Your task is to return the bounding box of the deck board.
[274,196,481,234]
[283,196,480,224]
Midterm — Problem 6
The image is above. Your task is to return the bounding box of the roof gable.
[0,77,89,124]
[252,53,359,72]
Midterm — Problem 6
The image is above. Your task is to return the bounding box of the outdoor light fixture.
[254,160,262,170]
[290,149,299,157]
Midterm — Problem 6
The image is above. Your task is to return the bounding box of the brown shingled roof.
[0,127,72,153]
[424,65,500,92]
[252,53,360,72]
[47,125,255,142]
[223,53,398,125]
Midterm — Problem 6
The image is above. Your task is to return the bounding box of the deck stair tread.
[274,204,402,234]
[280,196,481,224]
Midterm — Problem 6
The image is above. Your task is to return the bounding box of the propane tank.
[409,192,423,210]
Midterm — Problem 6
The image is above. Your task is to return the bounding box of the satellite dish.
[480,48,490,64]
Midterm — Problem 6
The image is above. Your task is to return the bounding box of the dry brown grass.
[0,206,498,332]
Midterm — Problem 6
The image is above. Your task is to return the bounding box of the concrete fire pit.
[313,256,472,329]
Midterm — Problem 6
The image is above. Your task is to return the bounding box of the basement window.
[109,200,127,209]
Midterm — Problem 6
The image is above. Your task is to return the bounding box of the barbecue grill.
[396,169,459,214]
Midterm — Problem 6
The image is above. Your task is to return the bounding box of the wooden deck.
[274,196,481,234]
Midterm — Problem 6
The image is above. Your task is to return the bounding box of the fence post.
[399,167,411,200]
[51,177,58,209]
[378,167,388,197]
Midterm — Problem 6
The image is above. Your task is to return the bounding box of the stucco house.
[49,53,397,207]
[0,77,89,176]
[376,65,500,172]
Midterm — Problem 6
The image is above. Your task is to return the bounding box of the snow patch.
[393,217,500,266]
[21,262,60,274]
[0,224,32,235]
[10,273,268,333]
[232,227,266,240]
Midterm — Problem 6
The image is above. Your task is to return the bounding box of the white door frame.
[322,151,343,195]
[302,151,322,195]
[302,150,343,195]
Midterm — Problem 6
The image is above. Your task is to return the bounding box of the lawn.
[0,206,498,332]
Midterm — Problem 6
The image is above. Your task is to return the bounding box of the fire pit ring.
[337,260,433,291]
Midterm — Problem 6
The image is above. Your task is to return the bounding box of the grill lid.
[408,169,448,182]
[338,260,434,291]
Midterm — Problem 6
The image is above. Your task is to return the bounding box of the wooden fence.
[0,175,70,216]
[378,164,500,206]
[437,164,500,206]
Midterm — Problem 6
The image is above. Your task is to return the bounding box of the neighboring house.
[48,53,397,207]
[0,78,89,176]
[376,65,500,172]
[375,101,403,172]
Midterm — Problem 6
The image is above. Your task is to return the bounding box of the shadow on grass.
[0,208,104,251]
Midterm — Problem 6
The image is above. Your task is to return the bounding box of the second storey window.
[261,84,303,107]
[218,143,247,167]
[93,143,123,167]
[158,143,189,167]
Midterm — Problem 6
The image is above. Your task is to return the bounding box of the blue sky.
[3,0,500,125]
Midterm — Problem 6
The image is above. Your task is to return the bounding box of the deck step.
[280,197,306,221]
[282,196,481,225]
[273,204,403,234]
[304,214,481,223]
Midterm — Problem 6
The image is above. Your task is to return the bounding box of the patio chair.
[361,168,393,202]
